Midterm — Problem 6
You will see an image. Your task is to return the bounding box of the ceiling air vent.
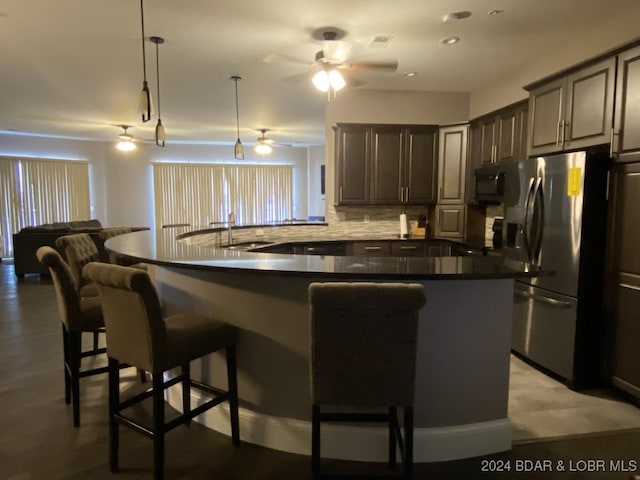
[368,35,394,48]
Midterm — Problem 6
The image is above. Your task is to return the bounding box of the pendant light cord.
[140,0,147,81]
[155,41,161,117]
[234,77,241,139]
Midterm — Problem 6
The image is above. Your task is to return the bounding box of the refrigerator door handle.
[514,288,572,308]
[531,178,545,262]
[523,178,536,262]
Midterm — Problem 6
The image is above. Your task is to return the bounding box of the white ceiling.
[0,0,637,147]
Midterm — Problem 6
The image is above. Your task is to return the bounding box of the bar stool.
[83,262,240,480]
[55,233,101,297]
[308,282,426,479]
[36,246,108,427]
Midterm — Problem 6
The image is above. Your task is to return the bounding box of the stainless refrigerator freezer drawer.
[512,282,578,381]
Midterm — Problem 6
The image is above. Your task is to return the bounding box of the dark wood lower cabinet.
[606,162,640,400]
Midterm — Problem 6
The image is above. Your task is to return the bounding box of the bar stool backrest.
[36,246,81,330]
[83,262,166,373]
[308,282,426,407]
[55,233,101,291]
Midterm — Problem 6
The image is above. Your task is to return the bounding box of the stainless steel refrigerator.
[502,150,610,389]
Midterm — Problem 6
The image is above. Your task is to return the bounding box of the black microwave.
[474,165,504,204]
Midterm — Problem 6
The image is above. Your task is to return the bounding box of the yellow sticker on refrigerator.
[567,167,582,196]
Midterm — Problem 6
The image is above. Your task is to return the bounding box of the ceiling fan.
[311,29,398,92]
[115,125,152,152]
[268,27,398,91]
[254,129,292,155]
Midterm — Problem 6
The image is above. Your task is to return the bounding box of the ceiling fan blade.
[344,74,367,88]
[281,70,313,85]
[263,52,312,67]
[350,60,398,72]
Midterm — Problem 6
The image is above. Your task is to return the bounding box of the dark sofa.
[12,219,148,279]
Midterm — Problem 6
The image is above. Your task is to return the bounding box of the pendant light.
[137,0,152,122]
[116,126,137,152]
[151,36,166,147]
[231,76,244,160]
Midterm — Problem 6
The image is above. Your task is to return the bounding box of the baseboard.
[167,386,512,462]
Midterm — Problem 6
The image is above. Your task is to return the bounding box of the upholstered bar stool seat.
[84,262,240,480]
[308,282,426,480]
[36,246,109,427]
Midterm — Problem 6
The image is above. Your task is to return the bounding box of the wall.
[306,144,325,219]
[0,132,310,230]
[469,6,640,118]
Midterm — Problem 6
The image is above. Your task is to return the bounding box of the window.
[0,156,90,257]
[152,163,293,228]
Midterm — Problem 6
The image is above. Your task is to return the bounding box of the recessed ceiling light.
[440,36,460,45]
[443,11,472,23]
[488,9,504,16]
[404,72,418,78]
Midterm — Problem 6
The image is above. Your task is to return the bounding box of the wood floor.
[1,260,639,480]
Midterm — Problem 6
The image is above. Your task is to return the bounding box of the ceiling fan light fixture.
[255,143,273,155]
[312,69,330,92]
[329,69,346,91]
[116,126,137,152]
[312,68,345,92]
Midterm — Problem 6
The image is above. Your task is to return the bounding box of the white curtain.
[0,156,90,257]
[152,163,293,228]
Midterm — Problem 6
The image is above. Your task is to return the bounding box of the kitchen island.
[105,225,544,463]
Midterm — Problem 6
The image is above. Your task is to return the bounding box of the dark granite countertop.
[104,227,547,280]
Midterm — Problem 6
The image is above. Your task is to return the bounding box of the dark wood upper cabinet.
[335,123,438,206]
[465,122,482,203]
[335,125,370,205]
[612,45,640,163]
[437,124,468,204]
[404,126,438,204]
[370,126,404,204]
[527,57,616,156]
[469,100,528,168]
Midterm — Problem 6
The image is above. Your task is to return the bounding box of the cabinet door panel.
[335,126,369,204]
[516,104,529,161]
[614,46,640,163]
[607,163,640,398]
[480,118,496,165]
[435,205,465,239]
[438,125,468,204]
[466,122,482,202]
[405,128,438,204]
[565,57,615,149]
[370,127,404,204]
[528,79,564,156]
[497,109,516,163]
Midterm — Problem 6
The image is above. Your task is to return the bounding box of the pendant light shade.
[231,76,244,160]
[151,36,166,147]
[137,0,153,122]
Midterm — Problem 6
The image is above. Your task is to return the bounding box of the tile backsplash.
[484,204,504,247]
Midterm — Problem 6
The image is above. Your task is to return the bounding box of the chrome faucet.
[227,212,235,246]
